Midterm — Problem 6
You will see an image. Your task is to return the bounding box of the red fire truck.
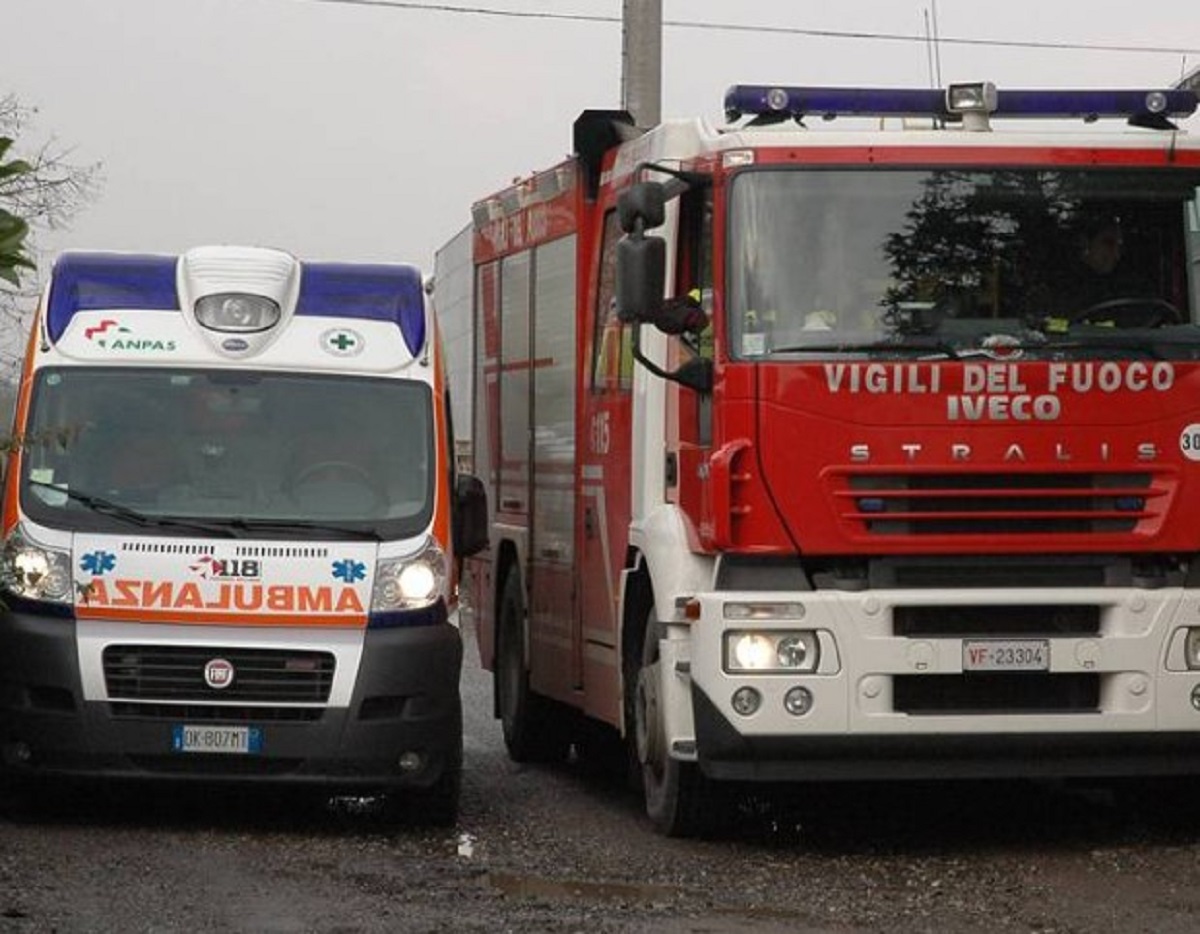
[435,81,1200,835]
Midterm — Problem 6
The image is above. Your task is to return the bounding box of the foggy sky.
[7,0,1200,275]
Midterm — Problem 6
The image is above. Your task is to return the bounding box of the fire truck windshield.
[726,167,1200,359]
[17,367,434,539]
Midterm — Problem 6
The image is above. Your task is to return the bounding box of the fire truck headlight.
[724,631,819,673]
[194,293,281,332]
[0,527,73,604]
[372,539,447,611]
[1185,629,1200,670]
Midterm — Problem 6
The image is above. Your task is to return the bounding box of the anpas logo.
[83,317,176,352]
[84,319,132,345]
[190,555,261,580]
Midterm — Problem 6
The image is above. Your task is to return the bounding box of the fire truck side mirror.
[617,182,666,233]
[616,234,665,324]
[453,473,489,558]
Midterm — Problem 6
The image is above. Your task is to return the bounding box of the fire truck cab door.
[578,208,633,726]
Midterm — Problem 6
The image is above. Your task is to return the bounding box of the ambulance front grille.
[841,471,1161,536]
[108,702,323,722]
[103,645,335,704]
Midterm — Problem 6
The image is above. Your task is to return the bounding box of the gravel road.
[3,621,1200,933]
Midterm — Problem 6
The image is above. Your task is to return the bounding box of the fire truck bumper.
[681,586,1200,783]
[0,605,463,795]
[691,684,1200,782]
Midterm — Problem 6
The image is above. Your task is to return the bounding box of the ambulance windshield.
[18,368,434,539]
[726,167,1200,359]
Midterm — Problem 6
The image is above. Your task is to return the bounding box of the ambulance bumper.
[0,604,462,794]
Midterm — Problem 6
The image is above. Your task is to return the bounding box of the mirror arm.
[634,161,712,190]
[630,323,713,394]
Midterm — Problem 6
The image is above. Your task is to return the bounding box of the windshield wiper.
[225,518,383,542]
[765,338,961,359]
[26,480,240,537]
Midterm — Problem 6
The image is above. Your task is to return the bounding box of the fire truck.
[435,81,1200,835]
[0,245,487,823]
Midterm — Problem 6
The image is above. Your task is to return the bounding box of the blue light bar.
[724,84,1198,124]
[46,252,179,343]
[296,263,426,355]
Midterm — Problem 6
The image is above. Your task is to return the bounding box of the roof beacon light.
[946,82,998,131]
[195,293,281,333]
[723,83,1199,130]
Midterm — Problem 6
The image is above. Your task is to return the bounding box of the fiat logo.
[203,658,235,690]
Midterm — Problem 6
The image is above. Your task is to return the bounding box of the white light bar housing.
[177,245,301,358]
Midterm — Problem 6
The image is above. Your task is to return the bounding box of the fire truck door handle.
[584,505,596,539]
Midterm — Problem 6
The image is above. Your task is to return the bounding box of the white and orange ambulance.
[0,245,486,823]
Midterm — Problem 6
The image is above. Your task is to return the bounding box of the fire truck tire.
[496,569,570,763]
[636,613,717,838]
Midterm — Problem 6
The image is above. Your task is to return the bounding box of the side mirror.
[453,473,488,558]
[617,181,666,233]
[616,235,665,323]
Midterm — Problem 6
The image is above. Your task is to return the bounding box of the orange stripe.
[76,606,368,627]
[431,319,451,554]
[3,308,42,536]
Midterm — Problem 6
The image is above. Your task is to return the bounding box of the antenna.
[923,10,936,89]
[930,1,943,87]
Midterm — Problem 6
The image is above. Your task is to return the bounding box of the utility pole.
[621,0,662,127]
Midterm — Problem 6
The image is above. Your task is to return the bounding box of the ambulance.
[0,245,486,823]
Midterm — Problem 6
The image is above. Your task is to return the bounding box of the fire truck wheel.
[636,614,715,838]
[496,569,570,763]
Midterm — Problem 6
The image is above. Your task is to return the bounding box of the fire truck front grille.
[842,471,1161,535]
[103,645,335,704]
[893,604,1100,637]
[894,673,1100,714]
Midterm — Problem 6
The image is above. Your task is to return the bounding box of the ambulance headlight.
[724,630,820,673]
[195,293,281,332]
[372,539,447,611]
[0,527,73,604]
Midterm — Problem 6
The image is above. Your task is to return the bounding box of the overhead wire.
[291,0,1200,58]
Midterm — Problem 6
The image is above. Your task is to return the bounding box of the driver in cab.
[1052,216,1170,327]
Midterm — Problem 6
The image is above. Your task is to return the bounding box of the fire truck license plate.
[962,639,1049,672]
[171,725,262,754]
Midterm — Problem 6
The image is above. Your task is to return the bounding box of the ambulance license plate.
[962,639,1049,672]
[171,725,263,754]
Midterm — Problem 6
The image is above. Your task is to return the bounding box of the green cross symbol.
[329,332,356,351]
